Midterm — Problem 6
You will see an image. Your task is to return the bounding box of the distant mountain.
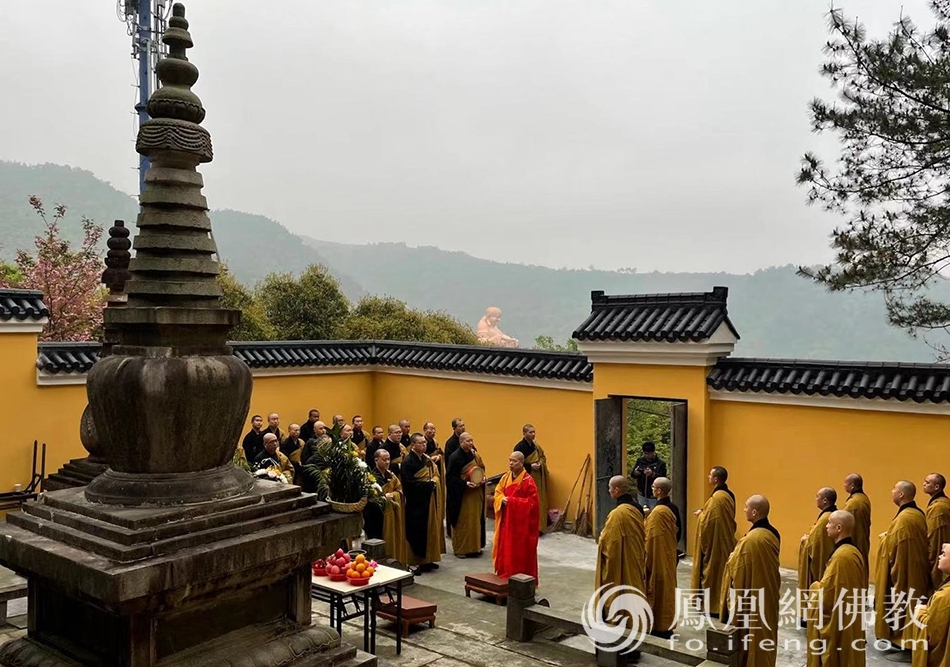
[0,160,938,362]
[304,239,940,362]
[0,161,364,300]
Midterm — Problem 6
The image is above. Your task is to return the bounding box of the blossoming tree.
[0,197,105,341]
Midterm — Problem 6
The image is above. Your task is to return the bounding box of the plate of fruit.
[324,548,352,581]
[312,559,328,577]
[346,553,376,585]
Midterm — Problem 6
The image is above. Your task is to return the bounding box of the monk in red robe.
[493,451,540,583]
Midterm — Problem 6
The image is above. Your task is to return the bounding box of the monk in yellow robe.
[424,422,448,555]
[254,433,294,484]
[400,433,442,573]
[719,495,781,667]
[909,542,950,667]
[924,474,950,591]
[446,433,487,557]
[843,473,872,586]
[798,487,838,627]
[645,477,678,639]
[691,466,737,617]
[875,480,932,654]
[595,476,646,645]
[806,510,867,667]
[363,449,409,565]
[514,424,549,535]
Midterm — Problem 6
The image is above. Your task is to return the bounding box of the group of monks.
[678,468,950,667]
[360,420,547,581]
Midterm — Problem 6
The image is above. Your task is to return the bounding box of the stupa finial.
[146,3,206,126]
[102,220,131,297]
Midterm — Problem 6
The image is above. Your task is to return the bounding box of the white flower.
[373,483,382,492]
[357,459,368,469]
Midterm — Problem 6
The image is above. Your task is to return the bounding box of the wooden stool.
[376,595,437,638]
[464,573,509,605]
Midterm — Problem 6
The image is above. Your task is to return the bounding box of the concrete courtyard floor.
[0,524,901,667]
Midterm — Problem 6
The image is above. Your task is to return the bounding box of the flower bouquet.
[300,438,384,512]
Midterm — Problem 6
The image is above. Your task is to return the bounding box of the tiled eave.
[36,340,595,384]
[707,358,950,406]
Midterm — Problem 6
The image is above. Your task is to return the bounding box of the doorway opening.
[594,396,687,551]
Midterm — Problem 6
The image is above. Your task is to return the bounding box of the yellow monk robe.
[806,539,867,667]
[595,497,646,631]
[691,485,738,616]
[799,507,837,624]
[515,438,549,534]
[380,473,409,566]
[875,502,932,647]
[449,452,487,555]
[645,499,678,634]
[927,495,950,590]
[843,492,872,586]
[720,520,781,667]
[909,580,950,667]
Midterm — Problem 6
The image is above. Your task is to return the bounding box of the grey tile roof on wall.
[0,289,49,322]
[37,342,101,374]
[572,286,740,342]
[35,340,594,383]
[707,358,950,404]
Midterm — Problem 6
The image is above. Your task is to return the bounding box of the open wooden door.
[670,401,688,552]
[594,397,625,537]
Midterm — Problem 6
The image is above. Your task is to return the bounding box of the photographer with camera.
[631,441,666,510]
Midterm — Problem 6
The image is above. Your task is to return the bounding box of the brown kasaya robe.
[798,506,837,623]
[927,494,950,591]
[806,538,867,667]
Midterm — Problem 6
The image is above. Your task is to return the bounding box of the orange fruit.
[361,570,370,578]
[355,563,366,573]
[364,566,375,576]
[356,554,366,564]
[347,569,356,578]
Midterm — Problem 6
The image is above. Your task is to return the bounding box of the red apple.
[330,565,341,575]
[342,554,351,564]
[336,549,345,557]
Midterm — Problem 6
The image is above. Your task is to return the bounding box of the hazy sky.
[0,1,934,272]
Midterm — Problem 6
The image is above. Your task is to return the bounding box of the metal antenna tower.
[118,0,170,195]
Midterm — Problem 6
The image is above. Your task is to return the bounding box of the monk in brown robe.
[254,433,294,484]
[875,480,932,655]
[594,476,646,649]
[806,510,867,667]
[909,542,950,667]
[424,421,448,555]
[924,473,950,591]
[691,466,737,617]
[446,432,486,557]
[363,449,409,565]
[400,433,441,574]
[843,473,872,586]
[798,487,838,627]
[720,495,781,667]
[646,477,678,639]
[514,424,549,535]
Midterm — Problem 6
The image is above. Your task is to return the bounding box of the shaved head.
[826,509,855,542]
[510,451,524,464]
[653,477,672,496]
[744,495,770,523]
[609,476,628,493]
[844,474,863,493]
[895,480,917,500]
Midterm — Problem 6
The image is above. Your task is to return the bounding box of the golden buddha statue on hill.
[477,307,519,348]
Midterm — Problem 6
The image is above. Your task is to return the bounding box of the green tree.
[257,265,350,341]
[625,400,672,475]
[797,3,950,352]
[533,335,578,351]
[341,296,478,345]
[218,265,276,341]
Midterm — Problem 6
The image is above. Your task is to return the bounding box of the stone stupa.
[0,5,371,666]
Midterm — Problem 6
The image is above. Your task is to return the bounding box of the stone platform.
[0,480,369,666]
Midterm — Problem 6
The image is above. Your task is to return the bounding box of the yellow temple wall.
[371,372,593,516]
[708,398,950,571]
[0,334,88,493]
